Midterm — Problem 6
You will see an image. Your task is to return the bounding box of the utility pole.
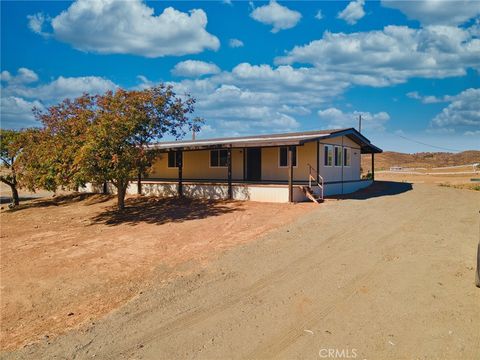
[358,114,362,133]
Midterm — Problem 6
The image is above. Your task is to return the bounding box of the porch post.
[371,152,375,181]
[316,140,320,183]
[137,170,142,195]
[288,146,294,203]
[243,147,246,181]
[227,148,232,199]
[178,150,183,197]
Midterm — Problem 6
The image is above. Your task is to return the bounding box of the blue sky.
[1,0,479,152]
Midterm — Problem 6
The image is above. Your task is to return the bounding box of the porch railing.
[307,163,324,200]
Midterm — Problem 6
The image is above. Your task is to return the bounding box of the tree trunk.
[137,170,142,195]
[1,172,19,206]
[116,181,127,210]
[10,184,19,206]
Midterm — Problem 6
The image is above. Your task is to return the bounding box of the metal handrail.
[307,163,324,200]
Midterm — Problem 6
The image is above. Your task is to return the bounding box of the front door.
[246,148,261,181]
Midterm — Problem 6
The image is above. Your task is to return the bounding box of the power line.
[394,133,463,152]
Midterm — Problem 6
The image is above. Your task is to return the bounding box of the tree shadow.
[1,195,39,204]
[4,193,114,212]
[90,196,244,226]
[329,181,413,200]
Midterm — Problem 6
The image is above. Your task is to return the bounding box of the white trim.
[209,149,228,168]
[323,144,333,167]
[278,146,298,168]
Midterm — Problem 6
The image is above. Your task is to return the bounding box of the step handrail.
[307,163,324,200]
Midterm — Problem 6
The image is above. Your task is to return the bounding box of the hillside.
[362,150,480,171]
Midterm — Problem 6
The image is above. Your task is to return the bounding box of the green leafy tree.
[78,86,201,210]
[17,95,96,193]
[0,129,23,205]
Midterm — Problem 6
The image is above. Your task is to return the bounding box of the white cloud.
[229,38,244,48]
[276,24,480,86]
[4,75,117,102]
[429,88,480,133]
[28,0,220,57]
[250,0,302,33]
[171,60,221,77]
[1,68,119,128]
[0,96,45,128]
[1,68,39,84]
[464,130,480,136]
[406,91,454,104]
[317,107,390,132]
[133,75,155,90]
[315,10,323,20]
[167,62,353,136]
[27,12,51,37]
[337,0,365,25]
[382,0,480,26]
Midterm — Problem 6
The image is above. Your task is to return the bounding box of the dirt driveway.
[2,182,480,359]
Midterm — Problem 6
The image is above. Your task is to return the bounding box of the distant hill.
[362,150,480,171]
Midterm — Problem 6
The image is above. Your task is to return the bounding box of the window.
[279,146,297,167]
[334,146,342,166]
[344,147,351,166]
[324,145,333,166]
[210,149,228,167]
[167,151,182,168]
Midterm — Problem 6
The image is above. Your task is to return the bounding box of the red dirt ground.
[0,194,314,350]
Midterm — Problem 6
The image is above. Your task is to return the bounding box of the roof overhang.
[148,127,382,154]
[307,128,383,154]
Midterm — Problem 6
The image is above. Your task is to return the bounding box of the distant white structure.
[390,166,403,171]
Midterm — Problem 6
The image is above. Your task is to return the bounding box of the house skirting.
[81,179,373,203]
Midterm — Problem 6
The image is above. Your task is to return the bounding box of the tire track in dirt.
[113,205,411,359]
[246,263,382,360]
[76,194,415,358]
[108,231,352,358]
[246,194,432,359]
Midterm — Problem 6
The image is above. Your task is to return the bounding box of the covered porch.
[142,128,382,203]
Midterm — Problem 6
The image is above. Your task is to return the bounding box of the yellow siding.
[261,141,316,181]
[148,149,243,180]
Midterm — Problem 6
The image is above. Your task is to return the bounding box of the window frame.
[167,151,182,168]
[334,146,343,167]
[278,146,298,168]
[343,147,351,167]
[209,149,229,168]
[324,145,333,167]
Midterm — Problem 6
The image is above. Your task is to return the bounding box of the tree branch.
[0,176,14,187]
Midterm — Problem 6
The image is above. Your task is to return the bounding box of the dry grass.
[438,182,480,191]
[361,150,480,172]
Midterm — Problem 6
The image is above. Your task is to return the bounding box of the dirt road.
[3,182,480,359]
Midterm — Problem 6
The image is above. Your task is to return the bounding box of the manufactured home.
[128,127,382,203]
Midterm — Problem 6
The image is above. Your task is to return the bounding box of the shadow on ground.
[3,193,113,212]
[330,181,413,200]
[91,196,243,226]
[1,196,39,204]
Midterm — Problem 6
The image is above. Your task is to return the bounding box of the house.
[132,127,382,203]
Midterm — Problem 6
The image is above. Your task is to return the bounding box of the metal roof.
[149,127,382,154]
